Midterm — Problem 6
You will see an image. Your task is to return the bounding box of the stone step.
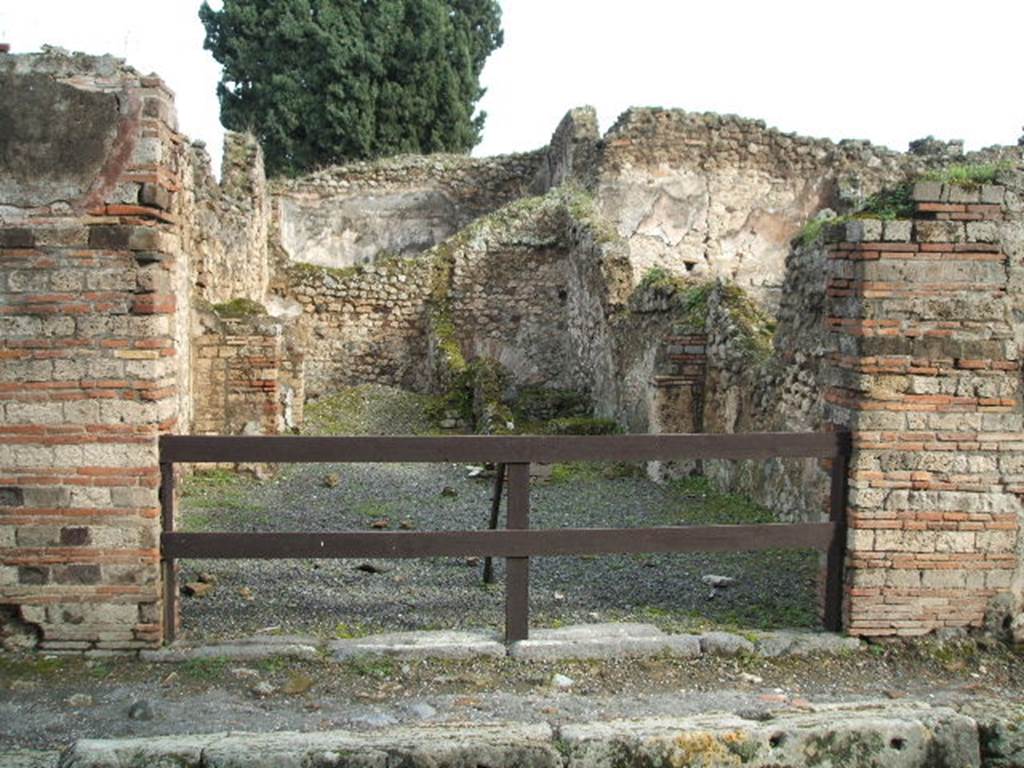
[56,703,988,767]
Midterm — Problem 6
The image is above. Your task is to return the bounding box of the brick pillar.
[825,183,1020,636]
[193,312,291,436]
[0,62,188,651]
[652,325,706,433]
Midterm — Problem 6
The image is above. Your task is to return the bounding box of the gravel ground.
[2,639,1022,753]
[177,386,821,643]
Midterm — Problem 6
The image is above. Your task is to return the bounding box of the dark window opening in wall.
[557,287,568,302]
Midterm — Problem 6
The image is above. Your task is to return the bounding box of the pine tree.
[199,0,503,176]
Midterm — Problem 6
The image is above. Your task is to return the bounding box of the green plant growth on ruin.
[422,185,625,431]
[716,281,775,360]
[797,184,914,248]
[303,385,437,436]
[631,273,772,359]
[922,160,1015,188]
[544,416,621,435]
[212,297,267,318]
[512,386,590,423]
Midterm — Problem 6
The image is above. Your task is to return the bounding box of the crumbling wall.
[0,49,190,651]
[179,132,271,306]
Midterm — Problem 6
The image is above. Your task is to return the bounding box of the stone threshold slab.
[57,703,983,767]
[137,624,862,663]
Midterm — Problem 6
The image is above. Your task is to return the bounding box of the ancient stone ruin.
[1,47,1022,651]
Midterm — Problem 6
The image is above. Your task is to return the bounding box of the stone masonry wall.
[0,50,189,651]
[825,182,1021,636]
[283,260,435,396]
[180,132,271,306]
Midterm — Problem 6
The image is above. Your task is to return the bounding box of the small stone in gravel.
[355,562,388,574]
[551,674,575,689]
[251,681,276,698]
[739,673,764,684]
[198,572,217,584]
[350,712,399,728]
[127,700,154,721]
[281,673,314,695]
[404,702,437,719]
[735,708,774,721]
[701,574,736,588]
[464,557,480,567]
[231,667,260,680]
[160,672,178,687]
[238,586,254,600]
[182,581,214,598]
[370,519,389,529]
[440,486,458,497]
[67,694,93,708]
[323,473,341,488]
[399,519,415,530]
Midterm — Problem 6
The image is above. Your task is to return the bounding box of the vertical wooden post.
[160,461,177,644]
[505,462,530,642]
[824,431,851,632]
[482,463,506,585]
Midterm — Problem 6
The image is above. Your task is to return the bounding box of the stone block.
[845,219,883,243]
[980,185,1005,205]
[139,183,173,210]
[914,220,966,243]
[0,228,35,248]
[331,630,504,661]
[911,181,944,202]
[947,185,981,203]
[965,221,998,242]
[883,220,912,242]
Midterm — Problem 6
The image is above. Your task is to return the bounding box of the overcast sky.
[3,1,1021,176]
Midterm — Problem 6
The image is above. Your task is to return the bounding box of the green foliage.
[666,475,776,525]
[923,161,1014,188]
[637,266,684,292]
[303,385,437,436]
[798,185,913,248]
[180,657,229,681]
[345,655,396,679]
[200,0,503,176]
[545,416,621,436]
[212,297,267,318]
[181,469,252,512]
[797,217,829,248]
[334,622,370,639]
[856,184,914,220]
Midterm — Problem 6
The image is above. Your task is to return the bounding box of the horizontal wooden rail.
[160,432,845,464]
[159,431,851,644]
[162,522,837,559]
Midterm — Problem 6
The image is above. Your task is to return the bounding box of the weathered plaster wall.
[272,153,544,271]
[553,108,1010,310]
